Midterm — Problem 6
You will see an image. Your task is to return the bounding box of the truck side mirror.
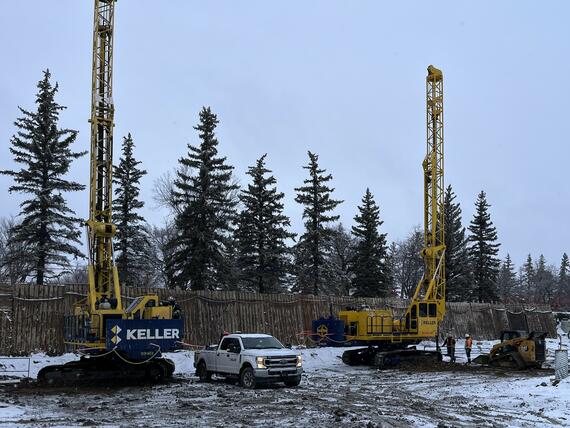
[285,343,292,349]
[228,344,240,353]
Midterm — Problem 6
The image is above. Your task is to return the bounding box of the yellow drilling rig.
[38,0,184,384]
[341,65,446,367]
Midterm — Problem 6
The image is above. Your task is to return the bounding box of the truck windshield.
[241,337,284,349]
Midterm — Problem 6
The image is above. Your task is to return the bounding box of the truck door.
[217,337,241,374]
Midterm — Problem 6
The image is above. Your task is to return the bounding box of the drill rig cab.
[37,0,183,384]
[341,65,446,367]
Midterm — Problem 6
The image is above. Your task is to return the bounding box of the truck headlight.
[256,356,266,369]
[296,355,302,367]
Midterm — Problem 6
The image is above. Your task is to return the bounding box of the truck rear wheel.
[239,367,257,389]
[196,361,212,382]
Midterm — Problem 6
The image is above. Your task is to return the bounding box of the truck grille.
[264,355,297,368]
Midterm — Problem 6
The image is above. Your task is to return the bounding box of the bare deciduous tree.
[0,217,34,285]
[391,226,424,299]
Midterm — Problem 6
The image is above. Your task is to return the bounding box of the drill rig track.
[37,354,175,386]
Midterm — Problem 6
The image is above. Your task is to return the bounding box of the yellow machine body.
[339,301,441,343]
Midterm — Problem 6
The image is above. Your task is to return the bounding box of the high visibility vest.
[465,338,473,348]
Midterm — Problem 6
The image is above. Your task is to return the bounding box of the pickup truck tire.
[239,366,257,389]
[196,361,212,382]
[284,376,302,387]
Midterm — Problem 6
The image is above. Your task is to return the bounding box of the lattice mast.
[86,0,122,312]
[413,65,445,311]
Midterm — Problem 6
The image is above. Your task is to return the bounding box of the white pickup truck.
[194,333,303,388]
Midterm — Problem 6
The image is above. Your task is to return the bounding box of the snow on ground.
[0,330,569,427]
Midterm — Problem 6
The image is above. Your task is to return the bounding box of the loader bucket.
[472,354,490,365]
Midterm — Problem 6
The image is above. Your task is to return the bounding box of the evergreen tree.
[519,254,535,300]
[557,253,570,305]
[443,185,471,301]
[219,237,241,291]
[112,133,149,287]
[497,254,517,302]
[1,70,86,284]
[235,155,295,293]
[467,191,500,302]
[350,188,390,297]
[533,254,556,304]
[294,151,342,295]
[167,107,239,290]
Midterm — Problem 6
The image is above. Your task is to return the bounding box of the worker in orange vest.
[465,333,473,363]
[442,334,456,363]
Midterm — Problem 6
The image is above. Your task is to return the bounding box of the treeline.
[0,72,569,307]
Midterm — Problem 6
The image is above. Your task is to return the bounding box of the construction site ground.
[1,337,569,427]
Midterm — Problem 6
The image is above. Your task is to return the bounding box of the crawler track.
[36,354,175,386]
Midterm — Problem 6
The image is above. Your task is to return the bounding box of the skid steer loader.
[473,330,547,369]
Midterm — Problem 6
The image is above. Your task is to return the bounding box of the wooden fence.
[0,283,557,355]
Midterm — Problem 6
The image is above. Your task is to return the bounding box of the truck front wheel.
[196,361,211,382]
[239,367,257,389]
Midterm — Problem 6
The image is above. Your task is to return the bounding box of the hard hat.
[465,334,470,338]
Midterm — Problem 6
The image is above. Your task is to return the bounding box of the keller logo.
[126,328,180,340]
[111,325,122,344]
[316,324,328,338]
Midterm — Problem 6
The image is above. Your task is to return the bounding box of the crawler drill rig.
[341,66,446,367]
[38,0,183,384]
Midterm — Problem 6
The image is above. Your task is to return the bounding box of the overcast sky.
[1,1,569,269]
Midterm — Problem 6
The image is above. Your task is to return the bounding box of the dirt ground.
[0,361,564,428]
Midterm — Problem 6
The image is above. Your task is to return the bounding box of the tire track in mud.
[0,367,565,427]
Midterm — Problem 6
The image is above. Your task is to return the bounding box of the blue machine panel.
[106,319,184,360]
[312,316,346,346]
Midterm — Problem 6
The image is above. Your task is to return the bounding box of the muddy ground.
[0,360,564,428]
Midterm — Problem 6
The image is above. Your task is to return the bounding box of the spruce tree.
[558,253,569,304]
[235,154,295,293]
[350,188,389,297]
[443,185,471,301]
[112,133,148,287]
[519,254,535,300]
[294,151,342,295]
[1,70,86,284]
[167,107,239,290]
[467,191,500,302]
[534,254,556,304]
[497,254,517,302]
